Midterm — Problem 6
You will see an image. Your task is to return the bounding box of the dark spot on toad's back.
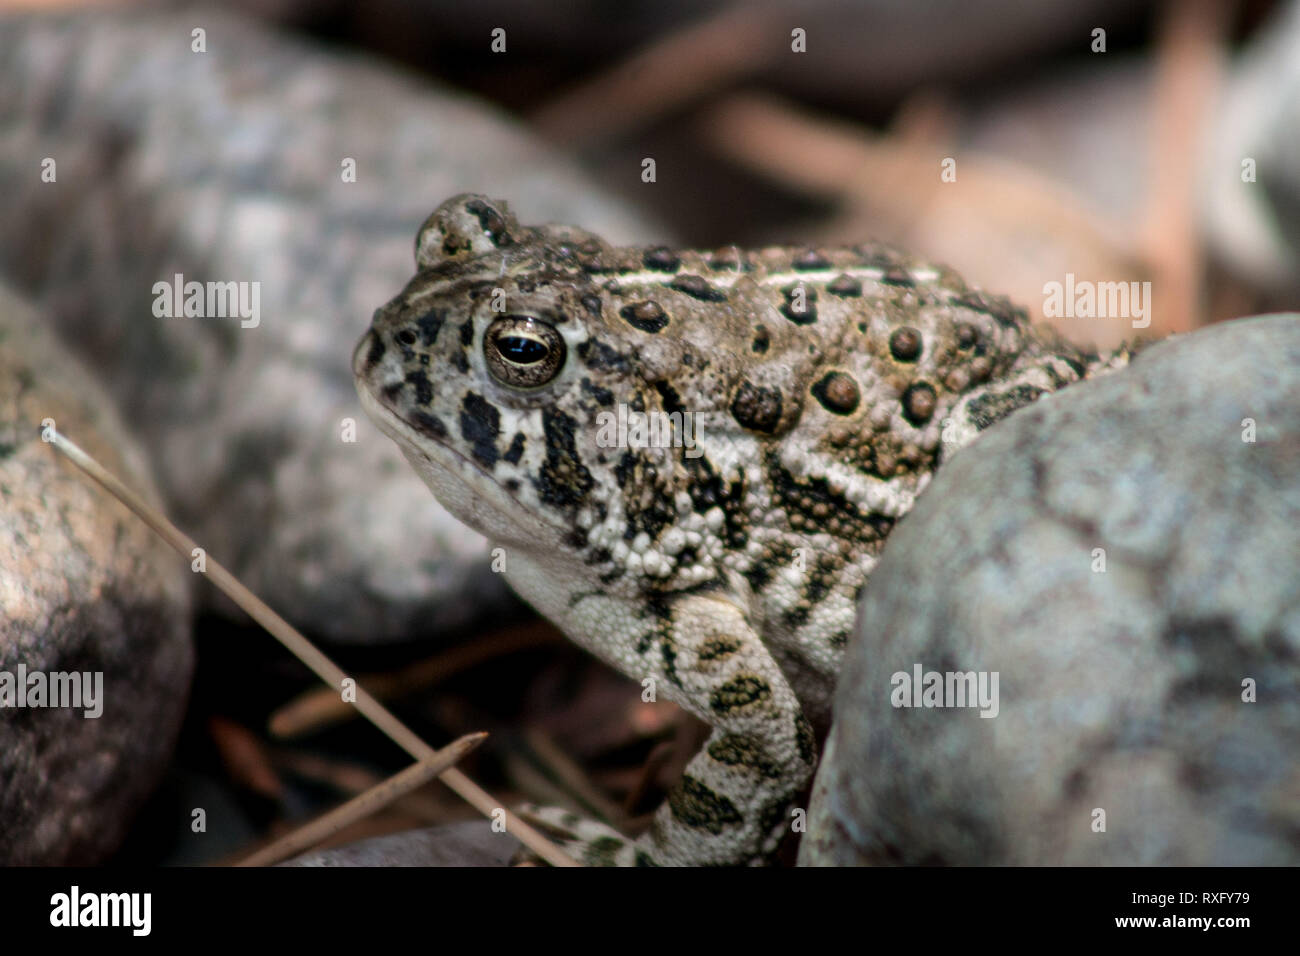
[643,247,680,272]
[671,274,727,302]
[827,274,862,297]
[889,327,923,362]
[793,249,830,271]
[614,451,636,489]
[780,283,817,325]
[730,380,784,434]
[708,247,750,271]
[654,380,687,416]
[621,301,668,333]
[901,382,937,426]
[577,338,630,373]
[811,371,860,415]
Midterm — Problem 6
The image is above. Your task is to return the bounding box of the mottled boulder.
[801,315,1300,866]
[0,285,193,864]
[0,9,660,643]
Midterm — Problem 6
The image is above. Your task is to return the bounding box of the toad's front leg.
[527,591,817,866]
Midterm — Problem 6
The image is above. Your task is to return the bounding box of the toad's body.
[353,194,1114,865]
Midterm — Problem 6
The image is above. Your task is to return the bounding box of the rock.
[908,56,1158,348]
[963,57,1153,228]
[223,0,1148,110]
[0,9,662,643]
[801,315,1300,866]
[755,0,1151,109]
[0,284,193,865]
[283,821,518,866]
[1201,0,1300,297]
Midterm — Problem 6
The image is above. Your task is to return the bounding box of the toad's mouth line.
[354,368,571,539]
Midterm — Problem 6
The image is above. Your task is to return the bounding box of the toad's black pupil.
[499,336,547,364]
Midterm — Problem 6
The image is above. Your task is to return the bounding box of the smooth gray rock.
[801,315,1300,865]
[284,821,519,866]
[1201,0,1300,296]
[0,9,661,643]
[0,284,193,865]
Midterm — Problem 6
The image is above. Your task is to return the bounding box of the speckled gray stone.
[0,284,193,865]
[800,315,1300,866]
[0,9,662,643]
[1201,0,1300,297]
[283,821,518,866]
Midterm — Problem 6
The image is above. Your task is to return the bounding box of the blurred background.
[1,0,1297,865]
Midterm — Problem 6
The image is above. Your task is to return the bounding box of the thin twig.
[46,427,579,867]
[1142,0,1231,334]
[274,750,472,824]
[524,729,628,826]
[268,621,556,739]
[236,732,487,866]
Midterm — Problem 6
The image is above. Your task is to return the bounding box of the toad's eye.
[498,335,547,364]
[484,315,566,388]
